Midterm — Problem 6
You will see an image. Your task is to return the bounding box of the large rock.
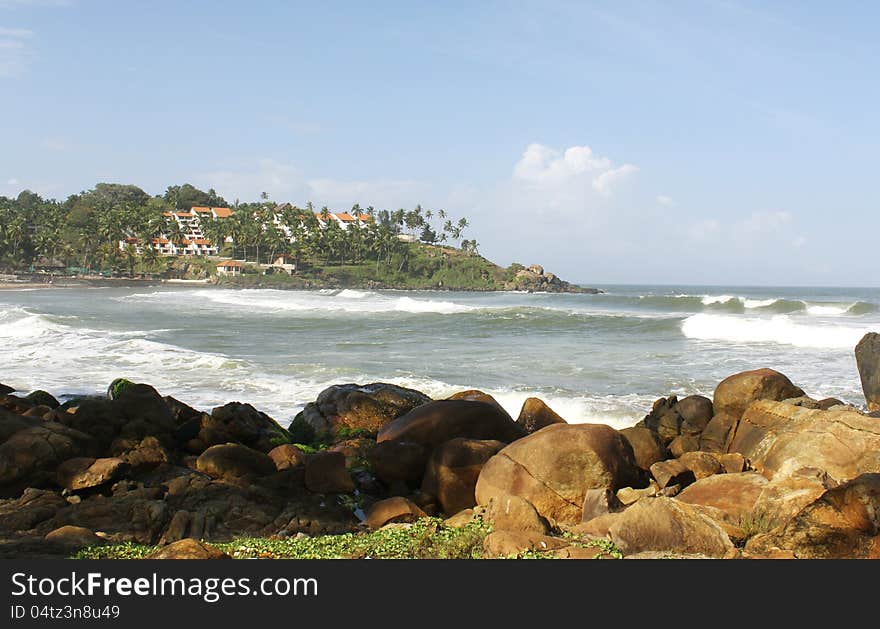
[365,497,427,530]
[195,444,276,481]
[678,451,723,480]
[639,397,682,446]
[378,400,526,448]
[475,423,641,526]
[713,368,804,421]
[515,398,567,434]
[56,457,126,491]
[26,390,59,409]
[728,400,880,481]
[484,494,549,534]
[750,468,836,528]
[448,390,508,415]
[598,497,735,558]
[650,459,695,490]
[368,441,428,486]
[45,525,103,550]
[200,402,290,453]
[620,426,668,471]
[267,444,308,471]
[0,422,96,496]
[300,383,432,438]
[149,539,230,559]
[676,395,714,436]
[0,383,14,396]
[421,438,505,515]
[855,333,880,411]
[482,530,567,558]
[0,488,68,532]
[676,472,769,522]
[749,473,880,559]
[304,451,355,493]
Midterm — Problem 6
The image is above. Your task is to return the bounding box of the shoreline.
[1,360,878,559]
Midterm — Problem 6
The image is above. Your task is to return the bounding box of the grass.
[72,518,491,560]
[736,510,778,544]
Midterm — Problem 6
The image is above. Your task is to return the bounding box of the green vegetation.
[73,518,491,560]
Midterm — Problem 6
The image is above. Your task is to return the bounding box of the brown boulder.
[110,436,171,472]
[267,444,308,471]
[699,411,739,453]
[619,426,668,471]
[750,468,836,528]
[57,457,126,491]
[676,472,769,522]
[45,525,103,550]
[195,444,276,481]
[855,332,880,411]
[650,459,696,490]
[482,530,567,558]
[713,368,804,421]
[0,422,96,496]
[675,395,714,436]
[484,495,549,534]
[515,398,567,434]
[602,497,735,558]
[304,451,355,493]
[448,390,508,415]
[668,434,700,458]
[678,451,723,480]
[368,441,428,486]
[475,423,641,526]
[149,538,230,559]
[365,496,427,530]
[753,473,880,559]
[729,401,880,481]
[422,438,505,515]
[0,488,68,533]
[200,402,289,453]
[301,383,431,438]
[378,400,526,449]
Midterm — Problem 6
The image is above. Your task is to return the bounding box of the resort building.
[216,260,244,276]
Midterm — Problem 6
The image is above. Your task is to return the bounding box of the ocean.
[0,284,876,428]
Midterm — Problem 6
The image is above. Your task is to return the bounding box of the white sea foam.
[743,298,778,309]
[681,313,871,349]
[806,304,849,316]
[701,295,736,305]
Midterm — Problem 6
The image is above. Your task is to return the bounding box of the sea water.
[0,284,876,428]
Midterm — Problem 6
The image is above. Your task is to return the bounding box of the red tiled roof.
[358,214,373,221]
[335,212,356,221]
[217,260,243,268]
[152,238,170,244]
[211,207,233,218]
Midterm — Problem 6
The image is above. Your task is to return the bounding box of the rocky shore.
[2,335,880,560]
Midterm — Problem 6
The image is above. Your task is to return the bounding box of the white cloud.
[656,194,675,207]
[513,143,636,197]
[688,219,720,241]
[6,178,19,185]
[0,27,32,37]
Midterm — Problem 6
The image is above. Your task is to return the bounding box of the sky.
[1,0,878,286]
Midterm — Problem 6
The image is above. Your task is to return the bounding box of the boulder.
[107,378,135,400]
[620,426,668,471]
[444,509,475,528]
[56,457,126,491]
[668,435,700,459]
[25,390,59,409]
[0,488,68,532]
[601,497,735,558]
[0,408,42,443]
[650,459,696,490]
[639,396,681,446]
[22,405,53,419]
[855,333,880,411]
[728,400,880,481]
[581,488,621,522]
[304,451,355,493]
[0,422,96,496]
[200,402,289,453]
[448,390,508,415]
[616,484,659,506]
[300,383,431,438]
[368,441,428,486]
[484,494,549,534]
[750,467,837,528]
[676,472,769,522]
[47,486,169,544]
[148,539,230,559]
[475,423,641,525]
[751,473,880,559]
[719,453,746,474]
[365,496,427,530]
[164,396,204,426]
[0,383,14,396]
[267,444,308,471]
[515,398,567,434]
[195,444,276,481]
[699,411,739,453]
[378,400,526,448]
[482,530,567,558]
[675,395,714,436]
[713,368,804,421]
[678,451,723,480]
[45,525,103,550]
[421,438,505,515]
[329,437,375,468]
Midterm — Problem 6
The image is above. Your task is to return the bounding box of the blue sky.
[1,1,878,286]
